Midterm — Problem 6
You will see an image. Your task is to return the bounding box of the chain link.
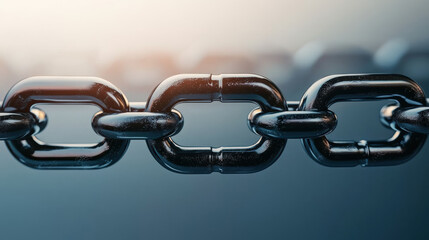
[0,73,427,173]
[3,76,130,169]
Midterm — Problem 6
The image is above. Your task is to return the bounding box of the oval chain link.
[0,73,426,172]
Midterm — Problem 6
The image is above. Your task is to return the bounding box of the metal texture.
[0,101,48,140]
[93,110,183,139]
[0,73,426,173]
[0,113,38,140]
[92,100,183,139]
[381,103,429,134]
[299,74,427,167]
[2,76,130,169]
[145,74,287,174]
[248,108,337,138]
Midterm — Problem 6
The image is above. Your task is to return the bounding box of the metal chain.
[0,74,427,173]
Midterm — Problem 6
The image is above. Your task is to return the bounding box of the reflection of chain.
[1,74,428,173]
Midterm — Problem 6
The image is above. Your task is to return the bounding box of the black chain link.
[0,73,427,173]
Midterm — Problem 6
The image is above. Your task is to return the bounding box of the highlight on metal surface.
[298,74,427,167]
[145,74,287,174]
[0,73,427,173]
[2,76,130,169]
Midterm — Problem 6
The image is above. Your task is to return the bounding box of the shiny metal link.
[93,101,183,139]
[3,76,130,169]
[145,74,287,174]
[393,107,429,134]
[248,108,337,139]
[0,108,46,140]
[0,73,426,173]
[93,108,183,140]
[299,74,427,167]
[381,102,429,134]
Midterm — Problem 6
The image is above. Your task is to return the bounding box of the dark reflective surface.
[299,74,427,167]
[382,105,429,134]
[2,77,130,169]
[0,102,48,140]
[146,74,287,173]
[93,110,183,139]
[0,111,41,140]
[249,108,337,138]
[2,1,429,238]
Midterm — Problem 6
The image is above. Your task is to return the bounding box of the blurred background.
[1,0,429,239]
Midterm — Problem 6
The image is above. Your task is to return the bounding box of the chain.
[0,74,427,173]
